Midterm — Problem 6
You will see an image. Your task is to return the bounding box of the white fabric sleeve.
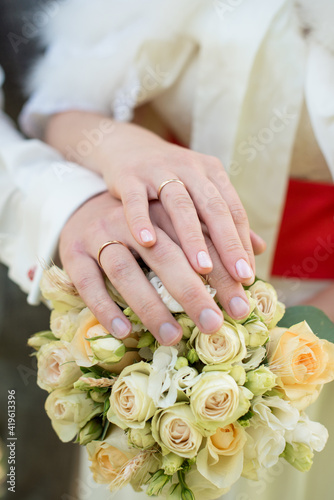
[0,68,107,305]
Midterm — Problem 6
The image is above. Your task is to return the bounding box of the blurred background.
[0,1,78,498]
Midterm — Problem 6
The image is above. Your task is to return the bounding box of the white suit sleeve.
[0,67,107,304]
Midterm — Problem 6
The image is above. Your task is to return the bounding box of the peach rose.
[267,321,334,409]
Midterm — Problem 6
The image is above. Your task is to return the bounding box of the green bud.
[187,349,199,364]
[128,423,155,449]
[162,453,184,475]
[281,442,313,472]
[229,365,247,385]
[90,337,126,364]
[78,418,103,445]
[175,357,189,370]
[245,367,277,396]
[181,489,195,500]
[177,315,195,339]
[28,331,57,351]
[74,373,99,391]
[244,319,269,347]
[90,390,109,403]
[137,331,155,348]
[146,470,171,496]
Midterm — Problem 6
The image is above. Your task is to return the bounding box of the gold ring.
[97,240,128,268]
[157,179,186,199]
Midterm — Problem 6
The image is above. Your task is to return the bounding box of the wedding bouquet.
[29,266,334,500]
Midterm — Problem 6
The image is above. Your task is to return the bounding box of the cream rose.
[249,280,285,328]
[244,319,269,347]
[197,423,247,489]
[189,372,252,434]
[267,321,334,409]
[50,308,80,342]
[152,403,202,458]
[45,388,103,442]
[87,426,138,484]
[190,322,247,366]
[37,340,81,392]
[107,362,156,429]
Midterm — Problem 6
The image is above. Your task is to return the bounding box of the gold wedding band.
[97,240,128,268]
[157,179,186,199]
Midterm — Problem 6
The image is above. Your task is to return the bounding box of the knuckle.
[178,283,202,307]
[107,257,131,282]
[136,299,160,322]
[230,204,248,225]
[76,275,96,293]
[172,193,194,212]
[223,238,243,255]
[183,228,204,247]
[206,196,228,216]
[151,240,178,266]
[129,212,149,229]
[92,296,112,318]
[123,190,145,208]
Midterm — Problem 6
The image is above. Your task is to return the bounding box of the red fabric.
[271,178,334,280]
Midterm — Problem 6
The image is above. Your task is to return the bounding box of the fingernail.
[236,259,253,280]
[111,318,130,338]
[229,297,250,319]
[197,251,213,269]
[159,323,181,345]
[140,229,154,243]
[199,309,223,332]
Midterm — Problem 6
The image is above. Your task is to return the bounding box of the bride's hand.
[46,111,266,288]
[59,193,264,346]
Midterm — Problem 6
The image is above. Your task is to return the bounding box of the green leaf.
[278,305,334,343]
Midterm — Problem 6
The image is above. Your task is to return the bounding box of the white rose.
[152,403,202,458]
[108,362,156,429]
[240,346,266,371]
[248,280,285,328]
[50,308,80,341]
[37,340,81,392]
[90,336,126,365]
[190,322,247,367]
[189,372,252,435]
[45,388,103,442]
[285,413,328,452]
[172,366,201,392]
[197,423,247,489]
[252,396,300,432]
[148,272,216,313]
[244,319,269,347]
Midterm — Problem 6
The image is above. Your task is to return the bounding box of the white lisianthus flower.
[50,308,81,342]
[252,396,300,432]
[172,366,201,392]
[45,388,103,442]
[285,413,328,452]
[37,340,81,392]
[151,403,202,458]
[188,372,252,435]
[147,346,178,408]
[190,322,247,367]
[240,346,266,371]
[243,417,286,479]
[148,272,216,313]
[248,280,285,328]
[108,362,156,429]
[197,423,247,489]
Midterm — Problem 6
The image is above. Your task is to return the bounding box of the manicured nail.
[159,323,181,345]
[197,251,213,269]
[111,318,130,338]
[140,229,154,243]
[229,297,250,319]
[199,309,223,332]
[236,259,253,280]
